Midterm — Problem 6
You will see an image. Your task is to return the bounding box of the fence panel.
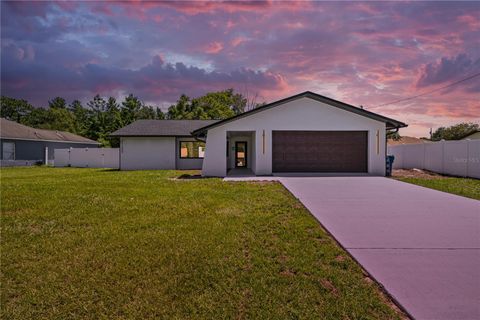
[424,143,443,173]
[467,140,480,179]
[443,141,468,177]
[54,149,71,167]
[54,148,119,168]
[388,140,480,179]
[403,144,425,169]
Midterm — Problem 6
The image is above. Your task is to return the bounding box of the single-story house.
[111,120,218,170]
[460,130,480,140]
[0,118,100,166]
[112,91,407,176]
[387,136,431,146]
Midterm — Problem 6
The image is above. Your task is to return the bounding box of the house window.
[180,141,205,159]
[2,142,15,160]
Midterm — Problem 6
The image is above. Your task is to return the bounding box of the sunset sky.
[1,1,479,137]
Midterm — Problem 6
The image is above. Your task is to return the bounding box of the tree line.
[0,89,259,147]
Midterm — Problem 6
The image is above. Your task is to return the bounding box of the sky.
[1,1,479,137]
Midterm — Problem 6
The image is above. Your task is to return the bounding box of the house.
[111,120,218,170]
[112,91,407,176]
[387,136,431,146]
[460,130,480,140]
[0,118,100,166]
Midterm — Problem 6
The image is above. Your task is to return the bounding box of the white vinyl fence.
[387,140,480,179]
[54,148,119,169]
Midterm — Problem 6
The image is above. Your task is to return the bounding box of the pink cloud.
[2,0,479,137]
[203,41,224,54]
[457,14,480,30]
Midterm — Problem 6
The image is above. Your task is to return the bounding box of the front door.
[235,141,247,167]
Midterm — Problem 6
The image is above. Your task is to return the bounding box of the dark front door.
[235,141,247,167]
[272,131,368,172]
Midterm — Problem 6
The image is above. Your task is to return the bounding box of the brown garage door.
[272,131,368,172]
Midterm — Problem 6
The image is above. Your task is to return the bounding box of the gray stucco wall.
[0,139,99,163]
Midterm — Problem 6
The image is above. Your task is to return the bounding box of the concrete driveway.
[279,177,480,320]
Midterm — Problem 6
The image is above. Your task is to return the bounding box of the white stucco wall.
[202,97,387,177]
[120,137,176,170]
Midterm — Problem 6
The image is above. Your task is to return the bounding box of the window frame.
[179,141,206,159]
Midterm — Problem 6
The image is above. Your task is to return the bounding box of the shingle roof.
[0,118,100,144]
[110,120,219,137]
[192,91,407,135]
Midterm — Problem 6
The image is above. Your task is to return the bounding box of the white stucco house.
[112,91,406,176]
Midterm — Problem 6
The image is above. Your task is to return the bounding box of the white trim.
[0,137,100,144]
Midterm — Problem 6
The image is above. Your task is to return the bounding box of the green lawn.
[1,167,403,319]
[396,177,480,200]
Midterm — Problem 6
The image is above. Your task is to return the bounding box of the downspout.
[385,127,399,175]
[385,128,399,155]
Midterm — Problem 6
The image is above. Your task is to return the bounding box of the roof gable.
[192,91,407,135]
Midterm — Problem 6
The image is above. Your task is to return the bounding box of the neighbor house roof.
[459,130,480,140]
[387,136,432,146]
[110,120,219,137]
[0,118,100,144]
[192,91,407,135]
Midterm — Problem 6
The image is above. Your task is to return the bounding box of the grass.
[1,167,403,319]
[396,176,480,200]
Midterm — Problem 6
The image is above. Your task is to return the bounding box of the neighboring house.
[0,118,100,165]
[387,136,431,146]
[113,91,406,176]
[111,120,218,170]
[460,130,480,140]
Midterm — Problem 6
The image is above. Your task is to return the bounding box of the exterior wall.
[175,137,204,170]
[0,138,98,164]
[202,97,386,177]
[120,137,176,170]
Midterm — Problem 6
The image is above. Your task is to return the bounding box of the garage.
[272,131,368,172]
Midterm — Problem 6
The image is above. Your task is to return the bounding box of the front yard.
[0,167,403,319]
[393,169,480,200]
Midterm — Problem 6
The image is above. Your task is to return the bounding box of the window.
[180,141,205,159]
[2,142,15,160]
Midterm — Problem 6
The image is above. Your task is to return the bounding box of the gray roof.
[110,120,219,137]
[0,118,100,144]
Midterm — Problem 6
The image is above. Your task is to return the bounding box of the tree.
[156,107,165,120]
[431,123,479,141]
[22,107,50,128]
[121,94,143,125]
[167,94,191,119]
[69,100,89,135]
[0,96,33,123]
[48,97,67,109]
[32,107,76,133]
[166,89,250,120]
[138,105,157,120]
[105,97,123,131]
[387,131,401,141]
[86,95,109,141]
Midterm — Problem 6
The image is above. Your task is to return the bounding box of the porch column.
[201,128,227,177]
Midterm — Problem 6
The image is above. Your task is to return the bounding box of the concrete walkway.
[225,176,480,319]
